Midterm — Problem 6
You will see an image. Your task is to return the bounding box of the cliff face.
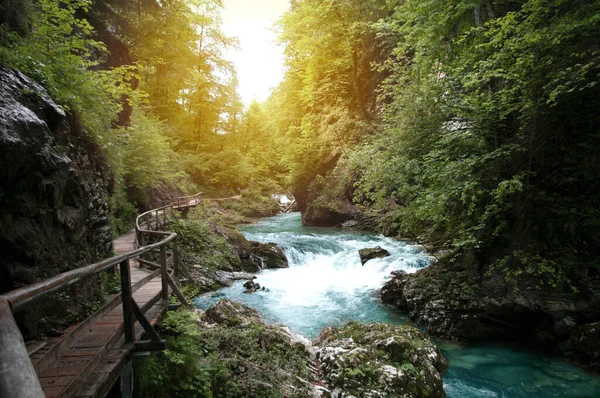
[0,67,113,337]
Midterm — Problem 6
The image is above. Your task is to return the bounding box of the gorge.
[193,213,600,397]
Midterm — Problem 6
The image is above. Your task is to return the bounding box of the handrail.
[176,191,202,201]
[3,234,176,312]
[0,192,202,397]
[172,191,202,208]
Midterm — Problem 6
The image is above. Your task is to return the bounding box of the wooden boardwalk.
[26,231,166,398]
[0,194,219,398]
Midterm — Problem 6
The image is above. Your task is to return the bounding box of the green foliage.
[0,0,33,33]
[220,184,282,219]
[0,0,132,139]
[115,108,186,192]
[357,0,600,277]
[100,269,121,295]
[270,0,600,282]
[1,0,285,226]
[170,213,241,271]
[320,321,439,397]
[266,0,389,204]
[109,185,138,236]
[134,307,313,397]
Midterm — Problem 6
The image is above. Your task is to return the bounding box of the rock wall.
[0,67,113,337]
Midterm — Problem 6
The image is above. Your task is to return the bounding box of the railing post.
[0,298,44,398]
[119,260,135,344]
[155,210,159,230]
[136,228,143,248]
[173,240,180,282]
[163,209,167,228]
[160,245,169,310]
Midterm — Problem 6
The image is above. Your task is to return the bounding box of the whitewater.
[195,213,600,397]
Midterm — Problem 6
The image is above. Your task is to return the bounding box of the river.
[195,212,600,397]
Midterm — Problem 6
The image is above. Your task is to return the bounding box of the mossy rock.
[317,321,447,398]
[203,299,261,327]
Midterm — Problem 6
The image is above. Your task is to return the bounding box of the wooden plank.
[37,273,164,396]
[46,323,125,397]
[27,341,47,356]
[3,232,177,312]
[32,292,122,376]
[39,376,73,387]
[74,301,165,398]
[160,245,169,310]
[3,193,194,398]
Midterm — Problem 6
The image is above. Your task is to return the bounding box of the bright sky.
[221,0,290,106]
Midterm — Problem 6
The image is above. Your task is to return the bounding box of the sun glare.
[221,0,290,106]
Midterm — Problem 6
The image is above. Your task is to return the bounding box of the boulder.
[317,321,447,398]
[243,279,261,293]
[198,300,321,396]
[190,266,254,293]
[380,260,600,370]
[359,246,390,265]
[561,321,600,369]
[222,227,289,271]
[248,241,289,269]
[203,299,262,327]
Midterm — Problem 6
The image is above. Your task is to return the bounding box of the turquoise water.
[194,213,600,397]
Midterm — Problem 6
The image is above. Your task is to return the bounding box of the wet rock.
[223,227,288,271]
[0,67,113,337]
[243,279,261,293]
[341,220,359,228]
[380,260,600,370]
[190,266,254,292]
[317,321,447,398]
[248,241,289,269]
[359,246,390,265]
[565,321,600,369]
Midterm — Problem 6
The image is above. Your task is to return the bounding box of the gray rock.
[190,266,254,292]
[359,246,390,265]
[222,227,289,271]
[243,279,261,293]
[199,300,319,396]
[248,241,289,269]
[0,67,113,337]
[203,299,262,327]
[380,260,600,370]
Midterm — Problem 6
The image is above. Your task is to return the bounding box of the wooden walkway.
[26,231,166,398]
[0,193,220,398]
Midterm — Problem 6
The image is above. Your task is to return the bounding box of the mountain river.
[195,213,600,397]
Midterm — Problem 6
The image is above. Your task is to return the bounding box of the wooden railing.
[172,192,203,209]
[135,205,194,292]
[0,193,201,397]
